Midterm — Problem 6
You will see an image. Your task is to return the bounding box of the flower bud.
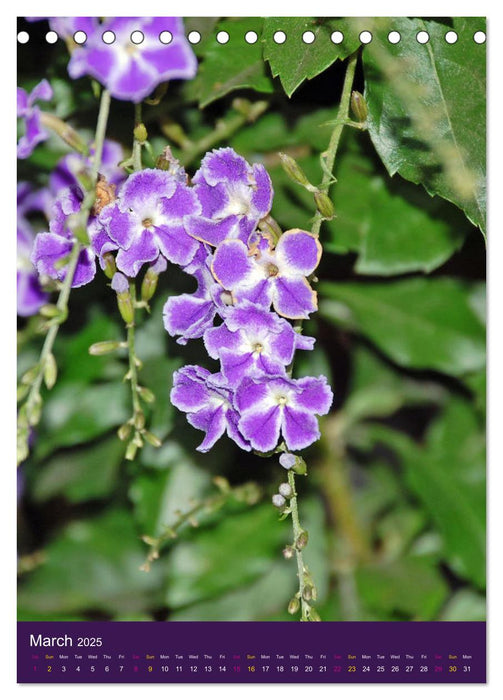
[282,545,295,560]
[272,494,286,509]
[112,273,134,325]
[279,452,296,470]
[309,607,321,622]
[43,353,57,390]
[134,122,148,144]
[288,597,300,615]
[292,457,307,476]
[140,257,166,302]
[125,440,138,461]
[39,112,90,156]
[134,411,146,431]
[351,90,368,123]
[295,530,309,550]
[143,431,162,448]
[138,386,156,403]
[39,304,61,318]
[314,190,335,219]
[278,482,293,499]
[302,584,314,602]
[88,340,124,356]
[26,394,42,426]
[278,152,312,188]
[21,365,40,386]
[117,422,132,441]
[102,253,117,279]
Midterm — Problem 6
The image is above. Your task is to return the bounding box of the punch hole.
[188,31,201,44]
[102,30,116,45]
[359,31,372,44]
[73,31,87,45]
[416,31,429,44]
[302,31,315,44]
[388,31,401,44]
[217,31,229,44]
[131,30,144,45]
[159,31,173,44]
[445,31,457,44]
[17,31,29,44]
[45,31,58,44]
[473,31,486,44]
[331,31,344,44]
[273,31,287,44]
[245,31,258,44]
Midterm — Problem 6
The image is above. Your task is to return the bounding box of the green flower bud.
[134,122,148,144]
[102,253,117,279]
[88,340,124,356]
[278,152,312,188]
[292,457,307,476]
[21,365,40,386]
[117,292,135,326]
[134,411,146,431]
[308,607,321,622]
[141,268,159,303]
[26,394,42,426]
[314,190,335,219]
[143,431,162,448]
[288,597,300,615]
[351,90,368,123]
[39,112,90,156]
[117,422,132,441]
[125,440,138,461]
[302,584,314,602]
[17,384,29,402]
[138,386,156,403]
[43,353,58,390]
[39,304,61,318]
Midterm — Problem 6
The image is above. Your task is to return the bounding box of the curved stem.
[17,90,111,465]
[132,102,143,171]
[287,469,313,621]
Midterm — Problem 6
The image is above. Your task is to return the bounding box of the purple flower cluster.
[44,17,197,103]
[135,147,331,454]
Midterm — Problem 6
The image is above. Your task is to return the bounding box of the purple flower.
[97,169,201,277]
[48,17,98,39]
[211,229,321,319]
[68,18,197,102]
[163,246,227,344]
[171,365,250,453]
[186,148,273,247]
[204,301,315,386]
[236,375,333,452]
[31,188,96,288]
[50,140,125,195]
[17,184,49,316]
[17,79,53,159]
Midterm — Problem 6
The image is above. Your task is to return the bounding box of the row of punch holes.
[17,28,487,46]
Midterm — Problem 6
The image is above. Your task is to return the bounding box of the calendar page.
[16,15,486,685]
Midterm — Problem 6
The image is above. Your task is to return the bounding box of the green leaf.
[190,18,274,107]
[263,18,359,96]
[356,556,449,619]
[31,435,124,503]
[361,397,485,589]
[163,504,288,609]
[130,444,212,536]
[18,510,164,618]
[362,17,486,233]
[320,277,486,376]
[326,138,471,274]
[440,589,486,621]
[36,382,129,458]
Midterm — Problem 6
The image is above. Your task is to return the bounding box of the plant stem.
[312,50,358,237]
[133,102,143,171]
[126,283,142,417]
[18,89,111,465]
[287,469,313,621]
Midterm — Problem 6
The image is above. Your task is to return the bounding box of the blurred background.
[17,17,486,622]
